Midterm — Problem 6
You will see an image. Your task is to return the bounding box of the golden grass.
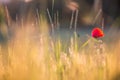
[0,14,120,80]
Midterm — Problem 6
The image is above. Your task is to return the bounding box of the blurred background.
[0,0,120,28]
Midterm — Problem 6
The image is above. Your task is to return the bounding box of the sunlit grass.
[0,5,120,80]
[0,21,120,80]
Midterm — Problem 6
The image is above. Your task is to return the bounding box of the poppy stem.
[95,39,104,54]
[95,39,107,80]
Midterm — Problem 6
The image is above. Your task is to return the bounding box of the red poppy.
[91,27,104,38]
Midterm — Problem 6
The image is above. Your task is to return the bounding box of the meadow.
[0,13,120,80]
[0,1,120,79]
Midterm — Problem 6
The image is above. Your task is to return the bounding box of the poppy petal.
[91,27,104,38]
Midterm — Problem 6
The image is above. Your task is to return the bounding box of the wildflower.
[91,27,104,38]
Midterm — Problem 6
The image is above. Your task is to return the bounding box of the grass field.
[0,13,120,80]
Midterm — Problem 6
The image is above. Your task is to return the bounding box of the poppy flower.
[91,27,104,38]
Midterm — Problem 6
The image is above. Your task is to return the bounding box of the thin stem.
[102,17,104,31]
[47,8,54,34]
[36,9,40,25]
[74,10,79,31]
[93,9,102,25]
[4,6,11,26]
[57,11,59,29]
[69,11,75,29]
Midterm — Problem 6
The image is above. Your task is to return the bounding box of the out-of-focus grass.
[0,24,120,80]
[0,8,120,80]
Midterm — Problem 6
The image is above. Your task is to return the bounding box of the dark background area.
[1,0,120,28]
